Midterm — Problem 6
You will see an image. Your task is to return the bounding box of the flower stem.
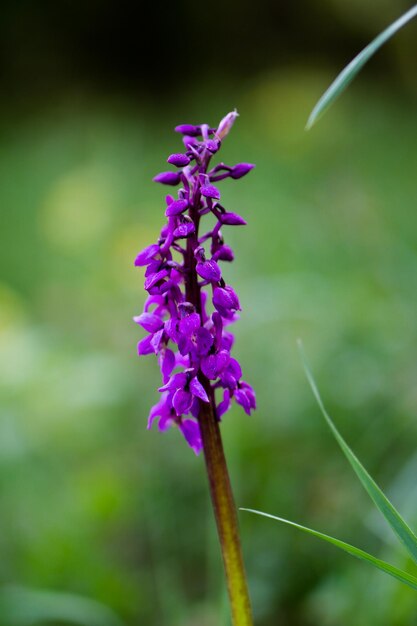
[184,152,253,625]
[198,397,254,626]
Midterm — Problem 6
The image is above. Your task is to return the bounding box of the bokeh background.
[1,1,417,624]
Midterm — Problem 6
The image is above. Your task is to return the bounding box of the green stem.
[184,157,253,625]
[198,398,253,626]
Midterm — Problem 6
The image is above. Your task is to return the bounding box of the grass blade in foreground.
[306,4,417,129]
[298,340,417,564]
[241,509,417,591]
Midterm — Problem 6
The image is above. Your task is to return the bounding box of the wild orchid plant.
[133,7,417,621]
[134,112,255,625]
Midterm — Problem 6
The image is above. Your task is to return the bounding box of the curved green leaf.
[306,5,417,129]
[241,509,417,591]
[298,340,417,564]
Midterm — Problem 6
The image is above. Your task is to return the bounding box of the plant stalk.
[184,150,253,626]
[198,398,253,626]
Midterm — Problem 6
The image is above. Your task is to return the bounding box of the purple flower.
[167,153,191,167]
[153,171,181,186]
[196,259,222,282]
[147,393,202,455]
[179,419,202,454]
[133,312,164,333]
[173,217,195,238]
[175,124,202,136]
[216,110,239,140]
[159,371,209,414]
[212,286,240,318]
[230,163,255,179]
[201,184,221,200]
[201,349,230,380]
[134,244,161,267]
[220,212,247,226]
[235,382,256,415]
[134,111,255,452]
[165,199,188,216]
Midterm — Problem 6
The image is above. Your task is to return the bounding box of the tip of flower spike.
[216,110,239,140]
[153,171,181,186]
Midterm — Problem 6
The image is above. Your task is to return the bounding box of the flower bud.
[175,124,201,136]
[167,153,191,167]
[230,163,255,179]
[216,110,239,140]
[201,184,221,200]
[153,171,182,186]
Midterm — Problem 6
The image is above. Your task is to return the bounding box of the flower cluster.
[134,111,256,454]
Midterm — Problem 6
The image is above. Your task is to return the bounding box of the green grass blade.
[306,4,417,129]
[298,340,417,564]
[241,509,417,591]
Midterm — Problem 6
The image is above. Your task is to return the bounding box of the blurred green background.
[1,1,417,625]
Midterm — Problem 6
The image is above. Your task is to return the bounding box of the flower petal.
[196,259,222,282]
[179,419,202,455]
[220,212,247,226]
[153,171,181,186]
[134,244,160,266]
[190,376,209,403]
[212,286,240,317]
[216,110,238,140]
[165,199,188,216]
[179,312,200,337]
[217,389,231,419]
[195,327,213,355]
[173,219,195,238]
[144,269,169,290]
[230,163,255,179]
[133,313,164,333]
[159,348,176,383]
[175,124,202,136]
[167,153,191,167]
[137,335,154,356]
[159,372,186,392]
[173,389,193,415]
[201,184,221,200]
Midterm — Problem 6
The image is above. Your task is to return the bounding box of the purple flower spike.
[168,153,191,167]
[134,111,255,452]
[153,171,182,186]
[201,184,221,200]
